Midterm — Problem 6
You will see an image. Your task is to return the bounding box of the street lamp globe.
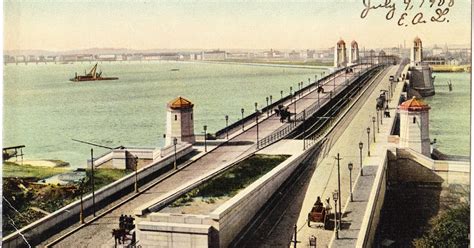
[367,127,370,134]
[348,162,353,171]
[359,141,363,150]
[173,137,177,145]
[332,190,338,201]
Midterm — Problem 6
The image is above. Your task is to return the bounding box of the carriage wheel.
[323,213,329,230]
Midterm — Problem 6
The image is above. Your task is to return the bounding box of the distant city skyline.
[4,0,471,51]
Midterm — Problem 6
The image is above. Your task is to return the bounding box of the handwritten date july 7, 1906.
[360,0,455,27]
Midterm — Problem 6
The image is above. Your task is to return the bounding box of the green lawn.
[2,161,68,179]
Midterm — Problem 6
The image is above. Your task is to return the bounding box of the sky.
[3,0,472,51]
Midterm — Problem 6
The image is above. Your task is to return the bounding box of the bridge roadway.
[41,64,369,247]
[230,64,400,247]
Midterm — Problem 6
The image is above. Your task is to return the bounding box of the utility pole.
[134,156,139,193]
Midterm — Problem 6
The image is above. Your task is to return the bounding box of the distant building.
[159,53,180,60]
[201,50,226,61]
[306,49,317,59]
[288,50,301,59]
[431,45,444,57]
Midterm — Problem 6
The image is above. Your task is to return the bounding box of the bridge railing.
[215,65,362,139]
[257,65,376,150]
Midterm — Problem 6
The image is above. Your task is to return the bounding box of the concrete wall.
[356,151,389,248]
[2,144,193,248]
[213,148,312,247]
[396,148,470,173]
[93,147,156,169]
[390,148,470,185]
[137,221,213,248]
[136,145,317,248]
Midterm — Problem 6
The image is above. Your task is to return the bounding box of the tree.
[413,202,470,248]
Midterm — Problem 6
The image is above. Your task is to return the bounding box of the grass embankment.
[3,161,68,178]
[169,154,289,208]
[2,162,131,237]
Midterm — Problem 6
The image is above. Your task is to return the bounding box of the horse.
[112,228,127,246]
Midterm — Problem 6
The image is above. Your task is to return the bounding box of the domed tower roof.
[168,96,194,109]
[399,96,430,111]
[351,40,358,47]
[379,50,386,56]
[337,39,345,46]
[414,36,422,45]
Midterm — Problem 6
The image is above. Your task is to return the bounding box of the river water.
[424,72,471,156]
[3,63,470,169]
[3,61,327,168]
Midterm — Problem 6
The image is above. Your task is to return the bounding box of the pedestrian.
[119,214,125,229]
[129,215,135,230]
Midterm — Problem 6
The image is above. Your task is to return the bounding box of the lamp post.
[290,86,293,96]
[255,102,259,148]
[79,178,85,224]
[280,90,283,99]
[335,153,342,226]
[376,109,380,133]
[90,148,96,217]
[225,115,229,139]
[270,95,273,105]
[293,93,297,123]
[317,81,320,106]
[348,162,353,202]
[303,110,306,150]
[241,108,245,131]
[367,127,371,157]
[266,97,269,116]
[359,142,364,176]
[333,190,339,239]
[133,155,139,193]
[173,137,178,170]
[314,75,318,91]
[372,116,376,142]
[203,125,207,152]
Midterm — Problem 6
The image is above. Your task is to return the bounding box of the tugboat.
[70,63,118,82]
